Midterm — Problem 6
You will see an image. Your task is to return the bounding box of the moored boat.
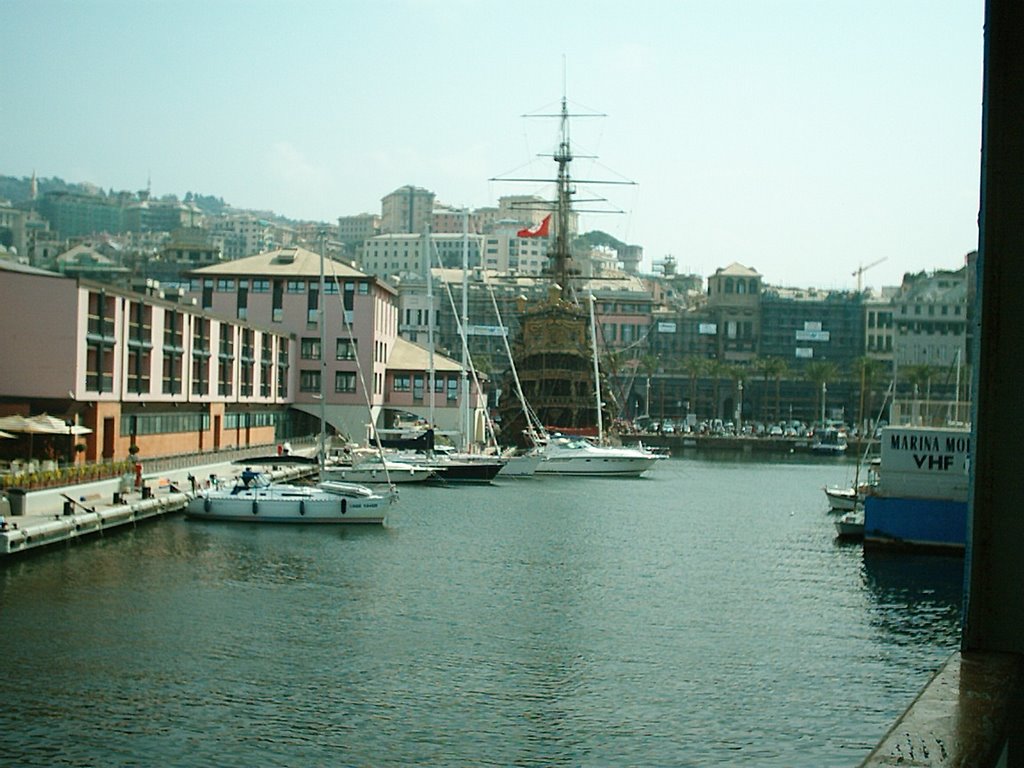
[535,435,659,478]
[321,449,437,484]
[834,509,865,539]
[863,425,970,551]
[186,469,390,524]
[811,427,848,456]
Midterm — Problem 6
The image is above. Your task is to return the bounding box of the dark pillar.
[963,0,1024,655]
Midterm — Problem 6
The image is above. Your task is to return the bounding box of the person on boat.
[241,468,259,488]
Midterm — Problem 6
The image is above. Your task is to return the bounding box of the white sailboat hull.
[187,481,388,524]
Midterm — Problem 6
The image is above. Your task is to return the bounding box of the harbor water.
[0,455,964,766]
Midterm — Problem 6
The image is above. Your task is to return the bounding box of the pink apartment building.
[189,247,485,446]
[0,262,291,463]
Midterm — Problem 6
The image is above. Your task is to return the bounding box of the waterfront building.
[704,262,762,363]
[863,288,897,367]
[759,285,865,370]
[892,265,970,370]
[0,261,291,464]
[189,247,485,442]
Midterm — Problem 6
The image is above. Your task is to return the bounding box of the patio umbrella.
[0,415,60,460]
[0,414,90,460]
[28,414,92,435]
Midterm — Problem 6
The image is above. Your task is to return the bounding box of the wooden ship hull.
[498,287,614,448]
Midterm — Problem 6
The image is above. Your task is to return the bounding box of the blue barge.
[863,425,970,552]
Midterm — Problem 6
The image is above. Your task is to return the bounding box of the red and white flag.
[517,214,551,238]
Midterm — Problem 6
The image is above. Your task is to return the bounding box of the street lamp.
[737,380,744,432]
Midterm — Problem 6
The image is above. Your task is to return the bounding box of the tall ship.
[496,95,620,448]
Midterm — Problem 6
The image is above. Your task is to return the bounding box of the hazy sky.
[1,1,984,289]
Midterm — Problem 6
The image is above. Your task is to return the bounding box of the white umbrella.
[28,414,92,435]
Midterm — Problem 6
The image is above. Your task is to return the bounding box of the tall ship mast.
[496,94,627,447]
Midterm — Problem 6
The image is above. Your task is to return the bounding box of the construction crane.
[852,257,888,292]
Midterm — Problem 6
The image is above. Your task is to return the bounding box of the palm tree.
[851,356,886,431]
[638,354,660,419]
[680,355,707,417]
[706,358,731,420]
[804,360,840,425]
[764,357,790,423]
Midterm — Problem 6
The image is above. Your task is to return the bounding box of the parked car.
[768,425,784,437]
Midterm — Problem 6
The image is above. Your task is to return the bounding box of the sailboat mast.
[461,208,470,450]
[589,292,603,442]
[553,95,574,299]
[424,230,435,430]
[318,230,328,469]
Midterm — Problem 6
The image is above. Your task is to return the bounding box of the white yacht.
[186,469,390,525]
[321,450,437,484]
[535,436,659,478]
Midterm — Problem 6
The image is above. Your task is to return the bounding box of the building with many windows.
[189,247,485,443]
[892,267,969,369]
[0,261,292,463]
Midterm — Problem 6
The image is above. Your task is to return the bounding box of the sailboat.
[374,234,506,483]
[189,238,392,524]
[494,91,658,478]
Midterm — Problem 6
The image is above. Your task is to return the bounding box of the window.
[393,374,410,392]
[301,337,322,360]
[127,301,152,395]
[300,370,321,393]
[192,318,211,396]
[335,371,356,393]
[239,329,255,396]
[216,278,235,291]
[336,338,357,360]
[162,311,184,395]
[287,280,305,293]
[272,280,284,322]
[276,341,289,399]
[252,279,270,293]
[447,377,458,401]
[307,285,320,326]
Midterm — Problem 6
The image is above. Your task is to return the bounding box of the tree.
[706,358,731,420]
[761,357,790,422]
[680,355,707,417]
[804,361,840,424]
[851,356,886,429]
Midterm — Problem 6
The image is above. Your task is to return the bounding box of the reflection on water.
[862,549,964,649]
[0,458,963,766]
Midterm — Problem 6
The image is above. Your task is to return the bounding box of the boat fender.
[341,498,347,515]
[204,498,211,514]
[252,500,258,515]
[299,500,305,516]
